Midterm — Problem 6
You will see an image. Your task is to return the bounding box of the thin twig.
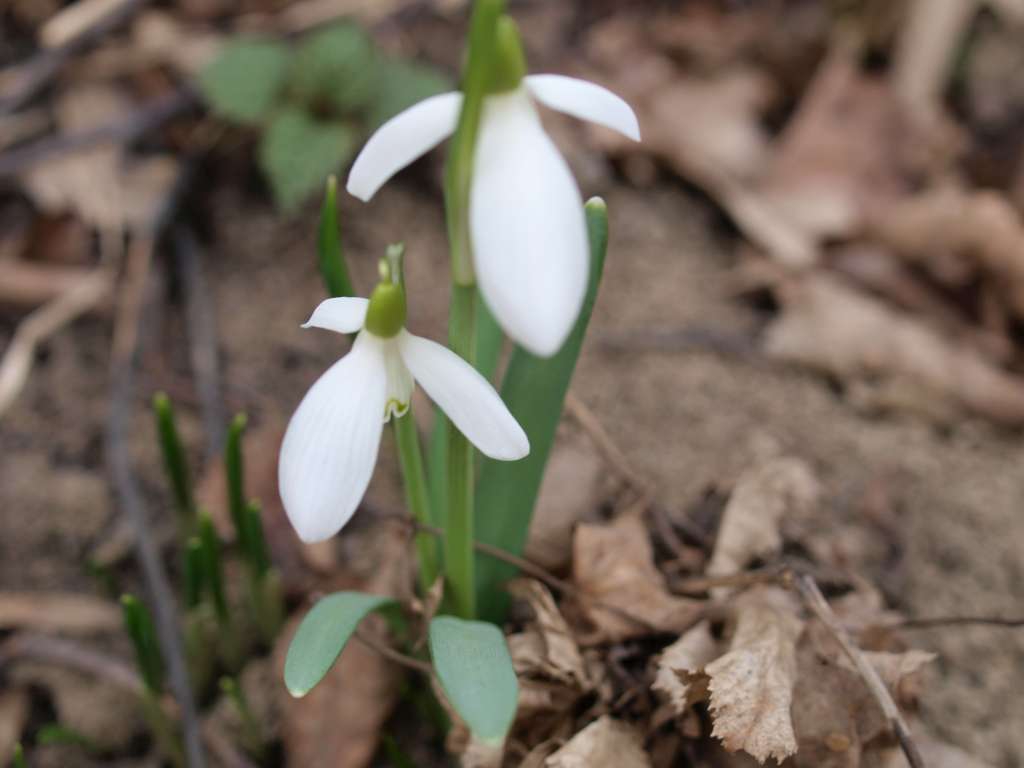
[881,615,1024,631]
[107,230,205,766]
[0,0,154,115]
[175,225,225,457]
[0,631,142,694]
[673,563,787,595]
[354,628,433,675]
[793,573,925,768]
[564,391,646,490]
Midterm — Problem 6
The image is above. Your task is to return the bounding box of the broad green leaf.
[284,592,395,697]
[199,39,290,124]
[474,198,609,622]
[429,616,518,745]
[317,175,354,298]
[258,108,356,212]
[289,23,376,114]
[367,58,453,129]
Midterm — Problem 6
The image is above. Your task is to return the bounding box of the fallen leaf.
[705,587,802,764]
[765,273,1024,424]
[508,580,589,689]
[545,716,651,768]
[855,650,937,708]
[652,619,719,714]
[0,592,121,634]
[572,515,703,641]
[706,457,819,585]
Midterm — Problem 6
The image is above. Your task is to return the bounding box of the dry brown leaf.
[765,273,1024,424]
[706,587,802,764]
[866,187,1024,318]
[706,457,819,587]
[0,592,121,633]
[856,650,937,707]
[572,515,703,641]
[545,716,651,768]
[508,580,589,689]
[652,619,719,714]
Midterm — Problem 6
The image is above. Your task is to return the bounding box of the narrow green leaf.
[224,413,247,551]
[258,108,357,212]
[199,39,291,124]
[199,512,228,621]
[11,743,26,768]
[288,23,376,114]
[317,175,354,298]
[120,594,164,695]
[284,592,396,697]
[474,296,503,381]
[153,392,193,521]
[429,616,518,745]
[243,500,270,577]
[183,537,204,610]
[474,198,609,621]
[427,410,448,532]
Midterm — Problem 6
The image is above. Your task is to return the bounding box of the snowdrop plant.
[282,0,636,752]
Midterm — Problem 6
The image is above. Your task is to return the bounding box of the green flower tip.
[490,15,526,94]
[365,269,407,338]
[153,391,170,409]
[584,196,607,212]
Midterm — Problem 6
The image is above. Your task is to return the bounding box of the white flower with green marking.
[278,278,529,543]
[346,20,639,357]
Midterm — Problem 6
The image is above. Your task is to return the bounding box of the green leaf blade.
[317,175,354,298]
[474,198,609,622]
[288,23,376,114]
[199,39,291,124]
[259,108,357,212]
[429,616,518,745]
[284,592,396,698]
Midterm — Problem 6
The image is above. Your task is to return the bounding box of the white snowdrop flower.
[346,19,639,357]
[278,278,529,543]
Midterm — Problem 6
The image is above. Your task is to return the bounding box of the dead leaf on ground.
[652,619,720,714]
[765,273,1024,424]
[0,592,121,633]
[572,515,703,642]
[545,716,651,768]
[706,457,819,589]
[508,580,590,690]
[706,587,802,764]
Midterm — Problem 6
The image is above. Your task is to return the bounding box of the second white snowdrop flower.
[278,267,529,543]
[346,18,639,357]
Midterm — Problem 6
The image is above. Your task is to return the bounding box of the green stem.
[393,408,438,594]
[445,285,477,618]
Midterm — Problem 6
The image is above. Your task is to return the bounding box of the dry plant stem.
[793,573,925,768]
[883,615,1024,630]
[107,234,205,768]
[564,391,646,489]
[353,628,432,674]
[175,226,225,455]
[0,631,142,694]
[0,268,111,419]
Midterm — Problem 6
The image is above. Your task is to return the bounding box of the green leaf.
[152,392,194,521]
[318,175,354,298]
[225,412,247,551]
[429,616,518,745]
[259,108,357,211]
[289,23,376,114]
[120,594,164,695]
[183,537,204,610]
[11,743,26,768]
[284,592,396,697]
[367,58,453,129]
[474,198,609,621]
[199,39,290,124]
[35,724,98,752]
[198,512,228,621]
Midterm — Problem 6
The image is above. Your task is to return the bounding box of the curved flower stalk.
[278,274,529,543]
[346,23,640,357]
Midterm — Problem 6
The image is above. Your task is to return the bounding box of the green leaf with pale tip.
[199,39,290,124]
[284,592,396,697]
[429,615,518,745]
[318,175,354,298]
[258,108,357,212]
[474,198,609,622]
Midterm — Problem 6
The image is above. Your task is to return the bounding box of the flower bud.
[489,16,526,94]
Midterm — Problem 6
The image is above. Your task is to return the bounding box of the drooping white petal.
[380,337,414,421]
[301,297,369,334]
[278,333,387,542]
[346,92,463,202]
[526,74,640,141]
[398,331,528,461]
[470,87,588,357]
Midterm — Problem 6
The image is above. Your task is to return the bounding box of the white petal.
[278,333,387,542]
[470,88,588,357]
[346,92,463,202]
[398,331,528,461]
[526,74,640,141]
[301,297,369,334]
[380,337,413,421]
